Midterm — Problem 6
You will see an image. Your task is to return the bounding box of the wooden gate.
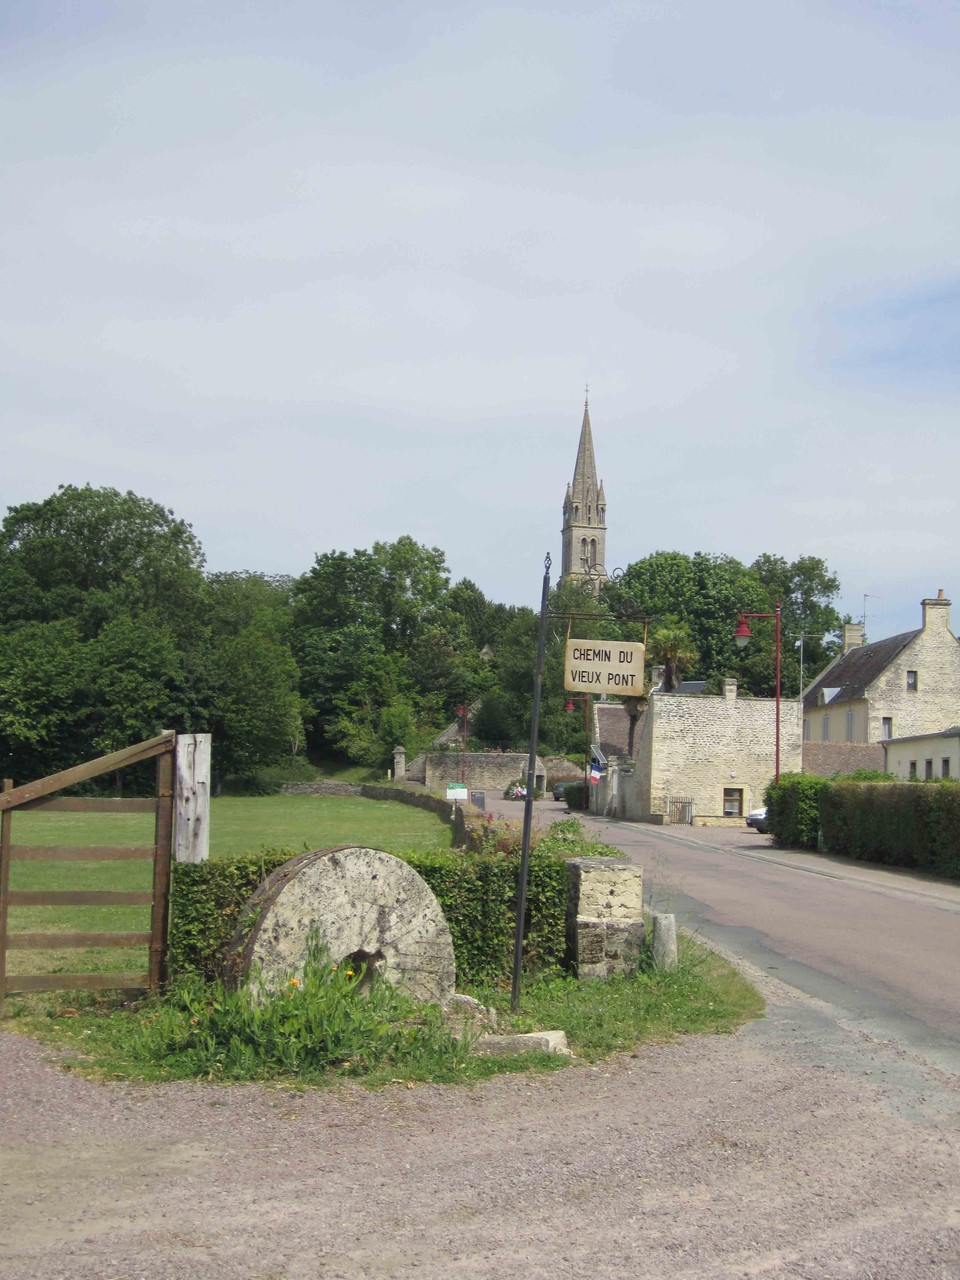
[0,732,176,1009]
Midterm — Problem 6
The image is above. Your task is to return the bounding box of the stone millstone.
[227,846,456,1004]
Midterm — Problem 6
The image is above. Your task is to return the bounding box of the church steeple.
[561,394,607,586]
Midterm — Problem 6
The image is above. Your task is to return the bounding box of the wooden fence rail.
[0,732,178,1008]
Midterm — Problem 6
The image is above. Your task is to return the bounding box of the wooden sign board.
[564,640,645,694]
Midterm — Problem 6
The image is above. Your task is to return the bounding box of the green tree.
[211,625,304,780]
[0,484,207,639]
[649,619,698,692]
[292,537,481,765]
[0,621,93,779]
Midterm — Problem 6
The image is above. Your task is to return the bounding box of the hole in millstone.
[343,948,386,995]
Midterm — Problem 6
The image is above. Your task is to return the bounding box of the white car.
[745,806,768,834]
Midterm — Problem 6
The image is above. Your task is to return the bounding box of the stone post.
[565,857,645,979]
[393,745,406,782]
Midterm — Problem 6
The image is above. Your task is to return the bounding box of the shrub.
[169,848,297,981]
[168,819,614,988]
[764,773,826,849]
[563,781,587,810]
[130,937,469,1082]
[821,780,960,879]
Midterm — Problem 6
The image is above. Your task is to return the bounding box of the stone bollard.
[565,858,645,979]
[651,912,678,970]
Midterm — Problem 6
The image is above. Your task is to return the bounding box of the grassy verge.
[483,935,764,1060]
[7,935,762,1087]
[3,795,453,984]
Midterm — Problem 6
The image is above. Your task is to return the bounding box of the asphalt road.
[492,798,960,1075]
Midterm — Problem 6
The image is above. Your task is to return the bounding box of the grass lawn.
[3,795,453,982]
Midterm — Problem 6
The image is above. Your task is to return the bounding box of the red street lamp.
[566,694,591,809]
[733,601,782,783]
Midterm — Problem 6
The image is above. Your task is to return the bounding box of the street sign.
[564,639,645,694]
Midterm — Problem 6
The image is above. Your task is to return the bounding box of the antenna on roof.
[862,593,880,639]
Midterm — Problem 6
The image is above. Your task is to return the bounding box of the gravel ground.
[3,957,960,1280]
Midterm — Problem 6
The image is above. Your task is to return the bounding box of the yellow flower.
[288,978,300,987]
[346,969,355,977]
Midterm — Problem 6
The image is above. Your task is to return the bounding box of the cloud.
[2,1,960,637]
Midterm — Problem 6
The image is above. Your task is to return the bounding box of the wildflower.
[346,969,355,977]
[288,978,300,987]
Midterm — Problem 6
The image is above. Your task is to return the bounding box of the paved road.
[492,798,960,1075]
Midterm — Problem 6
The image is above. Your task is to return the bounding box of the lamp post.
[565,694,591,809]
[734,601,782,783]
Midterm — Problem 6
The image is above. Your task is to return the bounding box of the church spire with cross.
[561,391,607,586]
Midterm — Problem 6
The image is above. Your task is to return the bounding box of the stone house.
[802,593,960,770]
[882,728,960,782]
[591,680,802,823]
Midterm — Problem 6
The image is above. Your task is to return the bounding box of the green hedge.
[765,775,960,880]
[820,780,960,878]
[765,773,827,849]
[169,844,572,988]
[169,848,296,982]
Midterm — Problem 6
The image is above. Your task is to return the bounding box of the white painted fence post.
[174,733,211,863]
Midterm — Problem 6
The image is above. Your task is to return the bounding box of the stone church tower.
[561,397,607,585]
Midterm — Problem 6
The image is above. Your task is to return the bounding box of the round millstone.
[227,846,456,1004]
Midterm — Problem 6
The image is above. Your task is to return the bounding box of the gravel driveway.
[3,951,959,1280]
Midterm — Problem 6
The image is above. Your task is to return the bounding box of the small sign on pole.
[564,640,644,694]
[446,783,468,802]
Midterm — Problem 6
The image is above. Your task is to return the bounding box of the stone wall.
[802,742,885,777]
[422,752,546,794]
[621,687,803,820]
[541,755,583,783]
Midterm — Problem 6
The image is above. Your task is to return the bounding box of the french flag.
[589,762,605,785]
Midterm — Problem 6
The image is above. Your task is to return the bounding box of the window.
[882,718,893,740]
[845,711,854,742]
[821,715,829,742]
[925,759,933,781]
[723,788,743,817]
[942,758,951,779]
[907,670,918,692]
[908,761,917,780]
[803,719,810,741]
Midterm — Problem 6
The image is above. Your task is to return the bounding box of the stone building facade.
[560,398,607,586]
[592,682,802,822]
[803,592,960,751]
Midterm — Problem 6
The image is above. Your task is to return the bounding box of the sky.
[3,0,960,641]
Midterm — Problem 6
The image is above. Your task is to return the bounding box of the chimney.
[921,589,951,631]
[842,623,865,654]
[723,678,737,701]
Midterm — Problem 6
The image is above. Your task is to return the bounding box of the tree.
[0,484,207,639]
[291,537,482,764]
[211,625,303,780]
[650,620,698,692]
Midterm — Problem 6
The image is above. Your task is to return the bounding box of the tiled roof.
[595,703,632,757]
[885,725,960,745]
[803,631,920,712]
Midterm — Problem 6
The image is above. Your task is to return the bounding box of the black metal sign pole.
[511,552,552,1012]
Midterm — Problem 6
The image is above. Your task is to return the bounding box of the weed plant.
[101,940,472,1084]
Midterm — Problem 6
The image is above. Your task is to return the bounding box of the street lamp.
[733,601,782,783]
